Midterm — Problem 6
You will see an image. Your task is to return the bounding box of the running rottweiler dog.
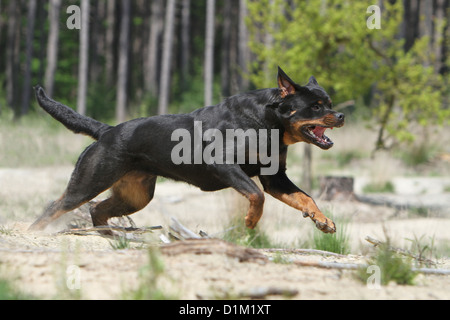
[29,67,344,235]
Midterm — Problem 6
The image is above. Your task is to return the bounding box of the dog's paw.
[314,218,336,234]
[302,211,336,234]
[245,216,258,229]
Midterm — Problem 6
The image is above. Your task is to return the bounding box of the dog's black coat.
[29,67,344,234]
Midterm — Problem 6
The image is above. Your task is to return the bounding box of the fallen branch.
[293,259,450,275]
[262,248,347,258]
[294,260,361,270]
[57,225,162,235]
[169,217,201,239]
[161,238,268,263]
[365,236,436,266]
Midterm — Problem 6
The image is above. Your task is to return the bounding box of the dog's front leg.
[259,173,336,234]
[212,165,265,229]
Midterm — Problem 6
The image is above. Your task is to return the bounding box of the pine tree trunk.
[44,0,61,97]
[77,0,90,116]
[6,0,19,113]
[238,0,249,91]
[105,0,116,87]
[158,0,176,115]
[204,0,215,106]
[20,0,38,118]
[145,0,163,96]
[433,0,446,73]
[220,0,231,97]
[180,0,191,92]
[419,0,432,67]
[89,1,105,84]
[116,0,131,123]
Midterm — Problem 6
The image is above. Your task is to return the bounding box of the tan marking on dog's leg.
[269,191,336,233]
[244,193,265,229]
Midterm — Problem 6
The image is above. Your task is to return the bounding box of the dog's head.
[274,67,345,150]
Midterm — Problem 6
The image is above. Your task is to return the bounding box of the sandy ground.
[1,166,450,300]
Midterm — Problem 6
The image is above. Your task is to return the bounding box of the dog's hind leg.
[89,171,156,234]
[28,143,128,232]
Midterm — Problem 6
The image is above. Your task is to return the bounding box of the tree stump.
[319,176,355,201]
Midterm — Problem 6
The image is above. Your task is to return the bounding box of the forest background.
[0,0,449,153]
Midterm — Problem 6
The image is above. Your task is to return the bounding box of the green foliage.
[87,82,117,122]
[109,235,131,250]
[357,242,417,286]
[222,215,277,249]
[406,235,437,267]
[247,0,450,151]
[311,213,351,255]
[170,63,222,114]
[248,0,375,101]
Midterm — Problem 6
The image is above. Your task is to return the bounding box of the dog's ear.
[277,67,296,98]
[307,76,319,87]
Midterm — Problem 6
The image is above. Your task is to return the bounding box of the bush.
[357,242,417,286]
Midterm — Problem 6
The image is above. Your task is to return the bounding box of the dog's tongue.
[312,126,327,138]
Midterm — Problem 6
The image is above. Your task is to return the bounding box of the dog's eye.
[311,105,321,111]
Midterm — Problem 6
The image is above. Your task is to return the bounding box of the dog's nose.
[336,113,345,121]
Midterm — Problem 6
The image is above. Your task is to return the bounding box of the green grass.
[357,242,417,286]
[406,234,437,267]
[109,235,131,250]
[311,213,351,255]
[0,112,91,167]
[222,214,280,249]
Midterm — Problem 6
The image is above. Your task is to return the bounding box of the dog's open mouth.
[302,125,334,149]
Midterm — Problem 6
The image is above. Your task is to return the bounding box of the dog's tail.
[34,85,112,140]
